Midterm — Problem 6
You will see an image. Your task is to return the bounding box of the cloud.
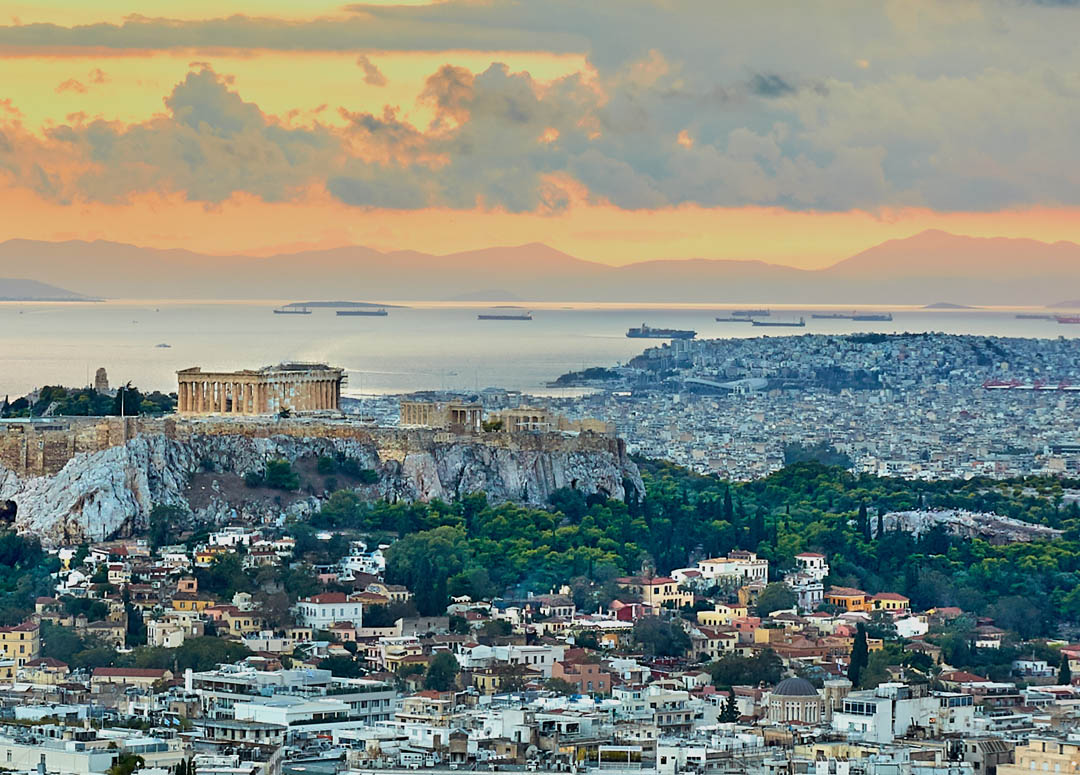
[748,73,796,98]
[55,79,87,94]
[356,55,387,87]
[34,68,340,204]
[88,68,108,84]
[7,0,1080,214]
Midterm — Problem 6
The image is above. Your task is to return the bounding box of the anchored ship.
[851,312,893,321]
[731,309,770,318]
[751,317,806,328]
[478,311,533,320]
[336,308,388,316]
[626,324,697,339]
[273,305,311,315]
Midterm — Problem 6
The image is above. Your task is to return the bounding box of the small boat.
[273,306,311,315]
[752,317,805,327]
[479,311,532,320]
[336,308,388,317]
[154,343,171,348]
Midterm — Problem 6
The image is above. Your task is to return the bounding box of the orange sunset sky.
[2,1,1080,267]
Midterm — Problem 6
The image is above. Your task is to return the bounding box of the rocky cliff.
[0,421,642,545]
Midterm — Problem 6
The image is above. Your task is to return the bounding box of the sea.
[1,300,1078,398]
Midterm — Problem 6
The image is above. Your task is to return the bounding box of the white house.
[294,593,364,628]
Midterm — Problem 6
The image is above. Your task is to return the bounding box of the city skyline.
[3,1,1080,268]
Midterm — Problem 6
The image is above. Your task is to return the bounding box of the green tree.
[719,688,739,722]
[1061,652,1073,685]
[755,583,797,616]
[108,753,145,775]
[111,384,143,417]
[264,459,300,491]
[849,623,869,687]
[148,504,186,549]
[708,650,782,687]
[633,616,690,657]
[318,655,363,678]
[424,652,460,692]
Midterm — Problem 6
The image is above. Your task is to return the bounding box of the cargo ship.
[1057,316,1080,324]
[336,308,388,316]
[851,312,893,321]
[273,305,311,314]
[732,309,770,318]
[1016,313,1054,320]
[715,316,753,322]
[479,311,532,320]
[751,317,805,327]
[811,312,855,319]
[626,324,697,339]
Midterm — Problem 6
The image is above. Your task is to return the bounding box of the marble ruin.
[176,363,344,416]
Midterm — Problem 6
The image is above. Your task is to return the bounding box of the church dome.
[771,677,819,697]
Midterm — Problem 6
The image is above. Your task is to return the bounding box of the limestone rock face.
[4,430,642,546]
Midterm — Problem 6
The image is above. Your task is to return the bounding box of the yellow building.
[615,576,694,609]
[825,587,871,612]
[0,622,40,667]
[172,591,215,612]
[999,737,1080,775]
[697,603,749,627]
[220,608,264,636]
[871,592,910,613]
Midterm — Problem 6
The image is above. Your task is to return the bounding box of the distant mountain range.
[0,277,93,301]
[0,229,1078,304]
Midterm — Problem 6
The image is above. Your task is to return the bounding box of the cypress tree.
[849,623,869,687]
[1061,653,1073,685]
[876,508,885,539]
[719,688,739,722]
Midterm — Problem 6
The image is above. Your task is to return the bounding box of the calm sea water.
[0,300,1078,397]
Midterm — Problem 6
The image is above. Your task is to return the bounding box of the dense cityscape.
[6,1,1080,774]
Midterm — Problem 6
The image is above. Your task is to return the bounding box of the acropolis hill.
[0,415,642,546]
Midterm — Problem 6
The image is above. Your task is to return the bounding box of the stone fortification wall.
[0,416,627,478]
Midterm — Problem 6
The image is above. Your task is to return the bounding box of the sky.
[2,0,1080,268]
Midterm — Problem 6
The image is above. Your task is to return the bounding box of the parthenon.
[176,363,344,415]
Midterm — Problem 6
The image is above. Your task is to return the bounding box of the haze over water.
[2,300,1078,398]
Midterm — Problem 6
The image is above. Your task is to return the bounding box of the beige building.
[767,677,823,724]
[177,363,344,415]
[491,406,615,435]
[0,621,39,667]
[400,400,483,432]
[615,576,694,609]
[999,738,1080,775]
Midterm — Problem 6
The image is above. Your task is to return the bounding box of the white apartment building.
[294,592,364,628]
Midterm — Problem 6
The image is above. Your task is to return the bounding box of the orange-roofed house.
[826,587,871,612]
[871,592,910,614]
